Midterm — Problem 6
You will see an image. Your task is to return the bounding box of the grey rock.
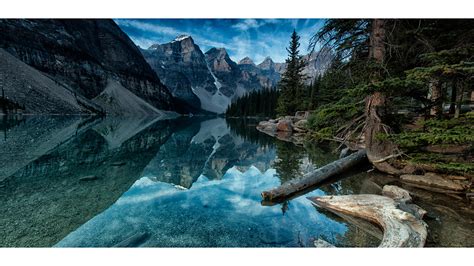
[256,121,277,133]
[206,48,279,98]
[382,185,412,203]
[0,19,174,113]
[142,36,214,110]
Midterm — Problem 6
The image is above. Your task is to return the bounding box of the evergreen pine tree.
[309,76,321,109]
[276,30,307,116]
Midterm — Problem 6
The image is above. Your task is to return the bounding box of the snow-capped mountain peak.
[173,35,192,42]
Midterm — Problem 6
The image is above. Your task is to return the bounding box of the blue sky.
[115,19,323,63]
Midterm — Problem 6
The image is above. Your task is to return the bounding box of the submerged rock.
[79,175,99,181]
[400,173,468,192]
[110,161,127,166]
[314,239,335,248]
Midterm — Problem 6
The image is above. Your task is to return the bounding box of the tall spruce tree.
[276,30,307,116]
[308,75,322,109]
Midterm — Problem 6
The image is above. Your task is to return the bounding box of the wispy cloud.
[231,19,280,31]
[231,19,262,31]
[116,19,182,37]
[129,36,158,49]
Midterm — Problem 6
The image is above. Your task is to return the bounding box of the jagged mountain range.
[141,35,332,114]
[0,20,332,115]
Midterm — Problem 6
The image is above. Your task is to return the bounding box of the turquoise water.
[2,115,471,247]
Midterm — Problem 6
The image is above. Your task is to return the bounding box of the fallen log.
[308,194,428,247]
[261,149,367,202]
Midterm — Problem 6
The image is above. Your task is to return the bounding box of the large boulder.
[276,119,293,132]
[257,121,277,133]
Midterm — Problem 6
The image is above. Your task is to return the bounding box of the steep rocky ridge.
[0,19,174,114]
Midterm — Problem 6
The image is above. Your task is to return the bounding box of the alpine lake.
[0,115,472,247]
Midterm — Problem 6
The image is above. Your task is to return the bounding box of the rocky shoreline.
[256,111,473,199]
[256,111,311,145]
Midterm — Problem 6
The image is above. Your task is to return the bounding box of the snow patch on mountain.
[205,60,223,90]
[173,35,191,42]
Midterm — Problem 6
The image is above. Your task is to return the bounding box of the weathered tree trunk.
[454,83,464,118]
[449,81,457,114]
[365,92,401,175]
[369,19,386,63]
[364,19,401,175]
[429,79,443,118]
[261,149,367,202]
[308,193,428,247]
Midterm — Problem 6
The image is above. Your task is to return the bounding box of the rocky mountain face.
[0,19,175,115]
[256,49,333,86]
[301,48,333,83]
[257,57,285,88]
[205,48,256,97]
[142,37,261,114]
[237,57,275,89]
[141,35,215,112]
[0,48,100,114]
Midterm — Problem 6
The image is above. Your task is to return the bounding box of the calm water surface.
[0,115,472,247]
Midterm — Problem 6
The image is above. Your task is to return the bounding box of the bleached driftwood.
[308,194,428,247]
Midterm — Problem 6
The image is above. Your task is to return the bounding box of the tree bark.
[261,149,367,202]
[429,79,443,118]
[369,19,386,64]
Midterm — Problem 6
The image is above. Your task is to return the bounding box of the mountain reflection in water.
[3,115,470,247]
